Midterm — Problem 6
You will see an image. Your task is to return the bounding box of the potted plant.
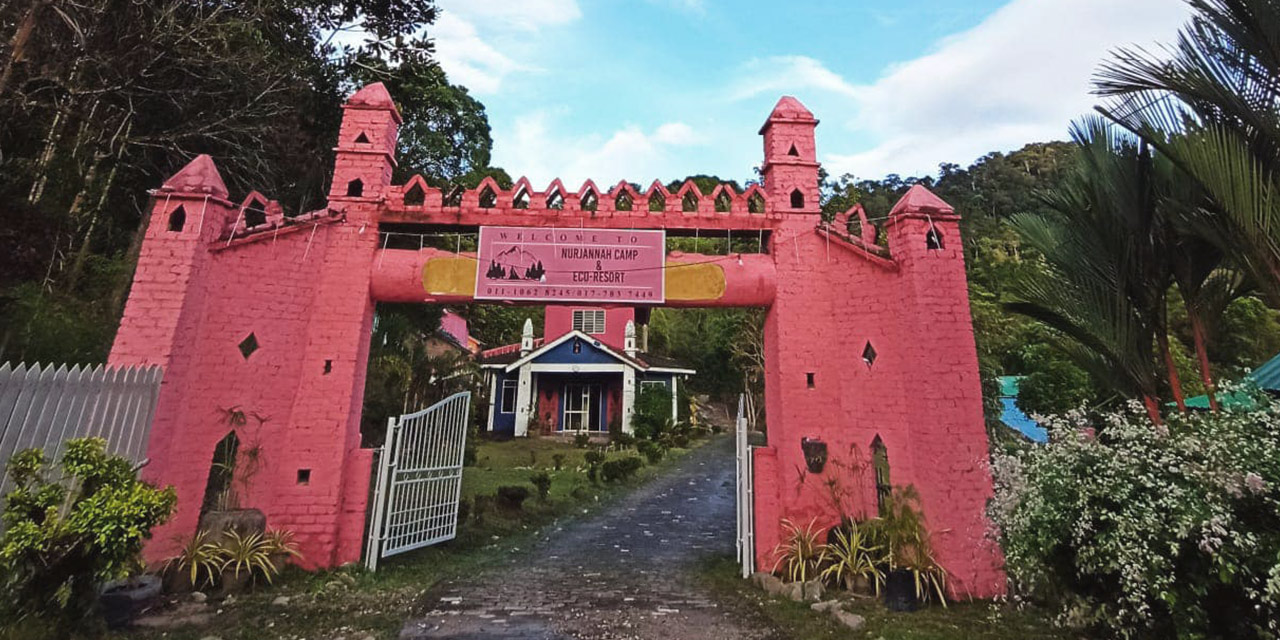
[99,571,163,630]
[163,530,226,593]
[0,439,176,634]
[217,529,279,595]
[875,486,948,612]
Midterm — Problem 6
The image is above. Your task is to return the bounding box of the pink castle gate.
[110,83,1004,596]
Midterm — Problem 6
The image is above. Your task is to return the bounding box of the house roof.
[479,332,694,374]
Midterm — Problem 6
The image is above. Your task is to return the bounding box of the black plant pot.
[883,569,918,612]
[801,438,828,473]
[99,574,162,629]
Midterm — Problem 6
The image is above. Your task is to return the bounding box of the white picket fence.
[0,362,164,500]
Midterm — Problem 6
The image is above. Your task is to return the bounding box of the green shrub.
[632,385,673,440]
[584,449,606,483]
[552,454,565,470]
[0,438,177,631]
[638,439,665,464]
[990,389,1280,638]
[601,456,644,483]
[495,485,530,510]
[573,433,591,448]
[610,431,636,449]
[530,471,552,501]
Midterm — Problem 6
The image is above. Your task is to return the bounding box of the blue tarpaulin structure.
[998,376,1047,443]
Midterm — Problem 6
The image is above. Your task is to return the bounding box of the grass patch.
[696,555,1069,640]
[98,436,703,640]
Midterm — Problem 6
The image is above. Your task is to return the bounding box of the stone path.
[400,436,780,640]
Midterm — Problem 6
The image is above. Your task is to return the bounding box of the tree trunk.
[1142,395,1163,426]
[0,0,43,98]
[1188,312,1219,412]
[1156,331,1186,412]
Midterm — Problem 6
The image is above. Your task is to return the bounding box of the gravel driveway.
[400,436,782,639]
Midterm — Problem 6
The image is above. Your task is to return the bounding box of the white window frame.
[640,380,667,391]
[561,383,602,432]
[572,309,606,334]
[500,379,518,414]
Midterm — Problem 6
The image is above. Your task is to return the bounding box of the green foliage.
[1213,296,1280,375]
[771,518,826,583]
[495,485,530,510]
[990,389,1280,638]
[820,520,885,594]
[165,530,224,589]
[529,471,551,502]
[0,0,501,365]
[631,385,673,441]
[573,433,591,449]
[599,457,644,483]
[867,486,948,606]
[647,308,763,401]
[1015,344,1096,416]
[220,530,278,585]
[609,431,636,449]
[637,439,666,464]
[361,304,482,445]
[0,438,176,629]
[583,448,606,483]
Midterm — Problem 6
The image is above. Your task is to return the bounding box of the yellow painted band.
[423,257,477,296]
[665,262,726,301]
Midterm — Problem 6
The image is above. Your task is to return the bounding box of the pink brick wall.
[544,305,634,350]
[115,87,1003,593]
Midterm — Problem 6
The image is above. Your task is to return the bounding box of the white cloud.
[439,0,581,30]
[429,0,580,94]
[730,55,859,101]
[430,13,526,94]
[495,112,709,186]
[733,0,1192,178]
[653,122,703,146]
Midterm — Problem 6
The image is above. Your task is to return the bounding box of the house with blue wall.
[480,306,694,437]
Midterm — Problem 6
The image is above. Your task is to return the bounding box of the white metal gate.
[365,391,470,570]
[735,394,755,578]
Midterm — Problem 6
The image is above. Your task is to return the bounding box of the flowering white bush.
[989,386,1280,639]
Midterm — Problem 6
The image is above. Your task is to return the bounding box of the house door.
[562,383,601,432]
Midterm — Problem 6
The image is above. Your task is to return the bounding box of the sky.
[422,0,1192,188]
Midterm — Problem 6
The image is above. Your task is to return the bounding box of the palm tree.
[1008,118,1183,423]
[1095,0,1280,306]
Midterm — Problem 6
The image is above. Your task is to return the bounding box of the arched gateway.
[110,83,1004,597]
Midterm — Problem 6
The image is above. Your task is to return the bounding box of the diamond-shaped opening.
[355,131,370,144]
[648,190,666,212]
[167,205,187,232]
[862,341,877,367]
[404,183,426,207]
[238,333,259,360]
